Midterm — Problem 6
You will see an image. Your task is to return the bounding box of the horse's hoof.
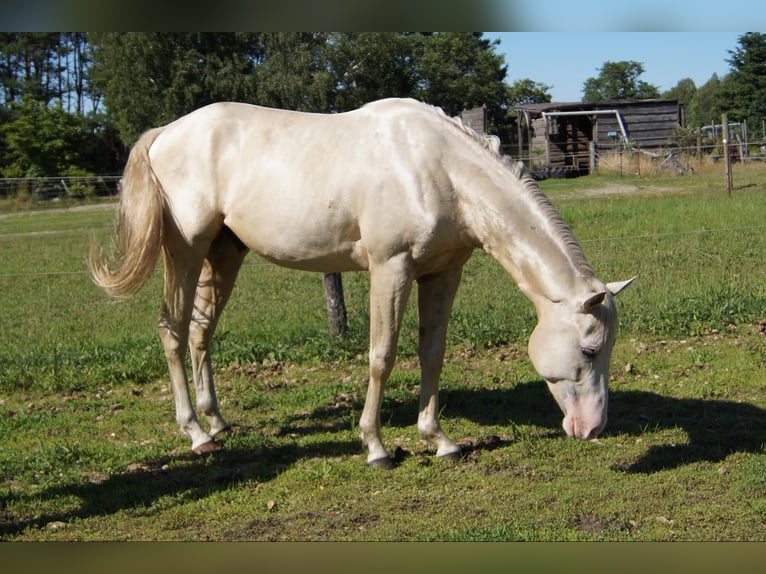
[192,440,221,455]
[367,456,395,470]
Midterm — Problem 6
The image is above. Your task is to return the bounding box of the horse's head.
[528,278,634,440]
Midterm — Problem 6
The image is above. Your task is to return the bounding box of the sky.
[487,32,744,102]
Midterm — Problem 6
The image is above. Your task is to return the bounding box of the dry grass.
[596,149,766,177]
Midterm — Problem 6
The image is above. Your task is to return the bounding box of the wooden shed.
[514,99,683,177]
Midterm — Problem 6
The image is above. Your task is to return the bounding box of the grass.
[0,166,765,541]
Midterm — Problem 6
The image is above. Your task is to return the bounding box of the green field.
[1,169,765,540]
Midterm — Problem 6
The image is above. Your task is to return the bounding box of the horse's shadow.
[606,386,766,473]
[4,380,764,538]
[437,381,766,474]
[0,437,361,539]
[281,378,766,474]
[442,382,766,473]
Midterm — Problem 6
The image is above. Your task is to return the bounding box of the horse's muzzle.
[562,394,606,440]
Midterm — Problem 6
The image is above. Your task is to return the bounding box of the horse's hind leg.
[416,267,463,460]
[189,228,248,439]
[157,227,213,453]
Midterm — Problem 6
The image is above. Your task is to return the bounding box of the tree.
[662,78,696,107]
[90,33,263,145]
[582,60,660,102]
[0,33,122,177]
[414,32,511,130]
[254,33,334,113]
[507,78,552,106]
[0,33,62,106]
[329,32,418,112]
[682,74,723,128]
[722,32,766,127]
[1,96,87,177]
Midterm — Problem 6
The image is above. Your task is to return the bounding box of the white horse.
[91,98,633,469]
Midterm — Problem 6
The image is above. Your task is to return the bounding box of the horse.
[90,98,634,469]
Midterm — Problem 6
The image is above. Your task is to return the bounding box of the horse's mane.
[433,103,596,279]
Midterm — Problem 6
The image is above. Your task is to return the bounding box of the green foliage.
[326,32,418,112]
[507,78,552,106]
[722,32,766,126]
[6,32,766,179]
[679,34,766,129]
[0,32,71,106]
[582,60,660,102]
[90,32,262,144]
[662,77,697,107]
[685,73,725,128]
[413,32,510,125]
[0,97,90,178]
[89,32,513,145]
[0,33,123,178]
[6,32,766,183]
[253,33,334,113]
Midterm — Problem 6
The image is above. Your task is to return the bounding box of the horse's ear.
[606,276,637,296]
[582,291,606,310]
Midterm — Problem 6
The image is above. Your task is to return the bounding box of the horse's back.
[146,99,474,273]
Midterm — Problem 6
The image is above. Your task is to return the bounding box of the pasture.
[1,169,765,541]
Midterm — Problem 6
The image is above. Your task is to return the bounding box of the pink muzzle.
[562,394,606,440]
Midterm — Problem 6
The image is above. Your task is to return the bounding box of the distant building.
[512,99,684,177]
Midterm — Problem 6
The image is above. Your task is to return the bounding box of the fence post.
[722,113,732,197]
[696,128,702,161]
[323,272,348,338]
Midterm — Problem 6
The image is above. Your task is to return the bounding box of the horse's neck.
[461,169,594,306]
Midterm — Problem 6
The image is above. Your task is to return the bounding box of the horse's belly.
[261,251,369,273]
[246,235,369,273]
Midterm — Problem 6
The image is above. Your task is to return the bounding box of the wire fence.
[502,142,766,180]
[3,223,765,282]
[0,175,121,200]
[1,137,764,201]
[2,189,765,283]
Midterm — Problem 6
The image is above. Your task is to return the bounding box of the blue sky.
[490,0,765,33]
[487,32,744,102]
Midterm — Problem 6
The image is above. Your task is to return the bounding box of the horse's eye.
[581,346,598,358]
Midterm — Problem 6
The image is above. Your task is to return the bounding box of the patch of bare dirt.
[557,183,678,200]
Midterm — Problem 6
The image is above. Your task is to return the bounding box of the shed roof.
[516,99,677,114]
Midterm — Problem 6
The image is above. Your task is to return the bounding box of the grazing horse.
[90,98,633,469]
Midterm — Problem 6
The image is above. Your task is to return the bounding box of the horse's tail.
[89,127,166,299]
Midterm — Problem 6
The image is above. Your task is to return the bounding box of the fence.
[0,175,121,201]
[501,141,766,184]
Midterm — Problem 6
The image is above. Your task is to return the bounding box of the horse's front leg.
[416,267,463,461]
[359,257,414,469]
[188,230,248,438]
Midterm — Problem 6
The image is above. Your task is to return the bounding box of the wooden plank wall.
[521,100,681,173]
[595,101,680,151]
